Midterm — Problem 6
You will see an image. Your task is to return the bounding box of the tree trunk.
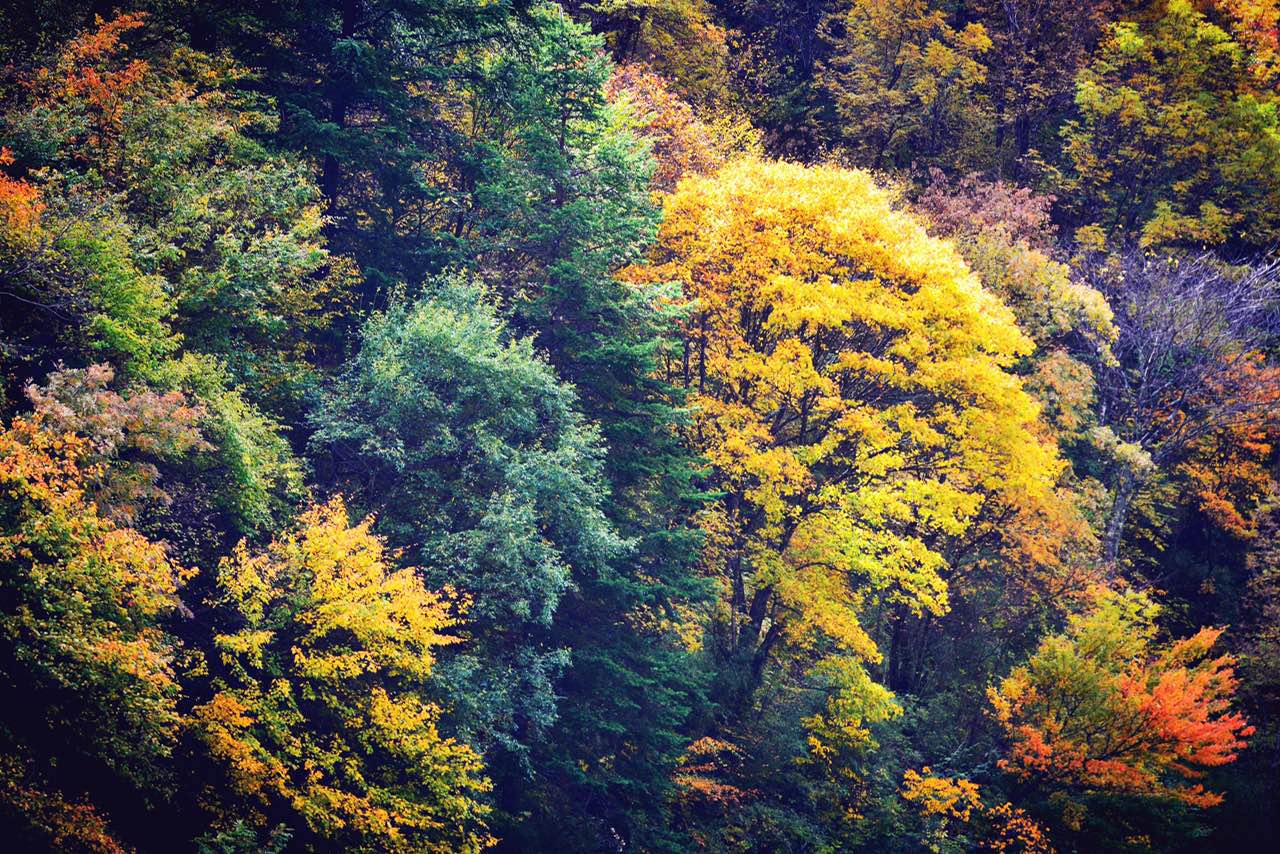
[320,0,361,213]
[994,72,1006,166]
[1103,468,1139,564]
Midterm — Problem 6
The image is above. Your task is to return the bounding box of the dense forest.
[2,1,1279,851]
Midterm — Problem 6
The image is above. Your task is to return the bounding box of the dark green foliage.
[311,274,622,754]
[147,0,529,293]
[465,10,713,847]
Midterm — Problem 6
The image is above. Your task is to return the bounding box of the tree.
[194,497,491,851]
[4,11,353,405]
[0,146,41,255]
[1059,0,1280,247]
[572,0,733,106]
[894,173,1116,770]
[1241,502,1280,716]
[23,364,210,525]
[915,171,1116,434]
[970,0,1116,171]
[156,0,521,290]
[705,0,841,158]
[453,12,717,845]
[1076,248,1280,563]
[626,158,1060,771]
[1175,355,1280,540]
[990,588,1254,812]
[1216,499,1280,848]
[900,767,1054,852]
[605,62,758,193]
[1,13,328,540]
[817,0,993,170]
[309,275,621,757]
[0,13,177,385]
[0,405,188,847]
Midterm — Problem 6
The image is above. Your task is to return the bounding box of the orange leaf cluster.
[0,755,126,854]
[25,365,210,524]
[1179,352,1280,537]
[990,590,1254,808]
[672,737,752,807]
[984,801,1055,853]
[0,148,43,245]
[607,63,732,193]
[29,12,150,156]
[902,767,982,823]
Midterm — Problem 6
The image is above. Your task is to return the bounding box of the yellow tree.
[900,767,1054,851]
[626,159,1061,742]
[194,497,491,852]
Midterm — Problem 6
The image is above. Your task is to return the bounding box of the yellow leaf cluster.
[626,160,1061,684]
[197,497,491,851]
[902,767,982,822]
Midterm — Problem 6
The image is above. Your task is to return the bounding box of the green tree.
[154,0,523,291]
[455,9,713,846]
[0,14,320,538]
[1059,0,1280,247]
[310,275,621,758]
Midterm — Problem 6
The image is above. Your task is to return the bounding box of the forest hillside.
[2,1,1279,851]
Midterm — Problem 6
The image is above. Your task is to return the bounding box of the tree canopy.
[2,3,1277,851]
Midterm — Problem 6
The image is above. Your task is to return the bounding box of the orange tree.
[0,408,188,849]
[990,588,1253,824]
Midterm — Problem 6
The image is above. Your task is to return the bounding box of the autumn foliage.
[627,158,1060,758]
[0,406,186,848]
[2,4,1278,852]
[902,767,1054,852]
[195,497,491,851]
[990,589,1254,808]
